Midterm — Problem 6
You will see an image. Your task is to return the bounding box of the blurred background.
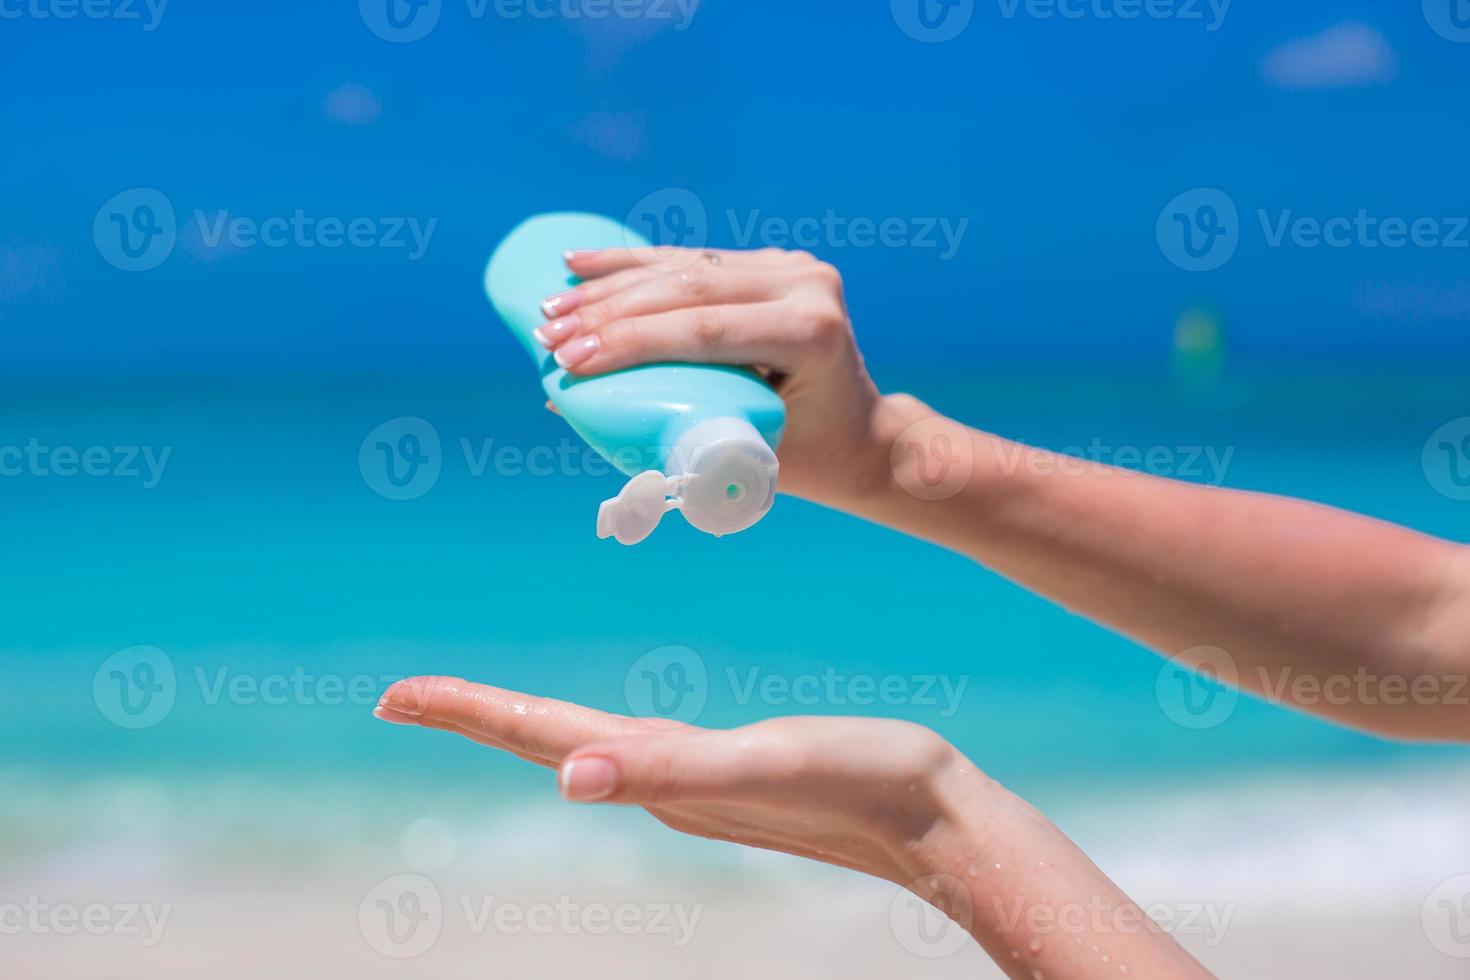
[2,1,1468,977]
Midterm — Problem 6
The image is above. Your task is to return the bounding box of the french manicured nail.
[559,757,619,801]
[541,288,582,318]
[376,681,427,719]
[373,705,419,725]
[564,250,594,266]
[553,335,599,369]
[533,314,581,348]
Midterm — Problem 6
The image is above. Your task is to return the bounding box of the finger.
[565,247,769,280]
[544,400,561,416]
[375,676,641,764]
[558,728,797,805]
[556,302,812,376]
[571,265,795,336]
[542,264,662,319]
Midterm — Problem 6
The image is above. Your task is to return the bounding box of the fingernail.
[541,288,582,318]
[533,314,581,349]
[553,335,599,369]
[373,705,419,725]
[559,757,619,801]
[564,250,593,265]
[376,680,428,718]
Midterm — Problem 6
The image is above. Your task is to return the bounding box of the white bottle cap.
[596,417,779,546]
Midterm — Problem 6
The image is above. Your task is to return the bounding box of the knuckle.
[691,307,727,349]
[810,260,844,289]
[576,279,609,305]
[582,271,630,304]
[676,268,710,300]
[581,297,617,328]
[789,298,845,344]
[613,317,646,350]
[494,704,535,743]
[643,753,684,802]
[403,675,453,715]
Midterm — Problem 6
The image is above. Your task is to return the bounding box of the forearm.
[898,762,1214,979]
[831,394,1470,741]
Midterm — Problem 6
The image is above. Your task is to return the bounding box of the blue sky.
[3,0,1468,373]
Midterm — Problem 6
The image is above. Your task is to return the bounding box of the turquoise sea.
[3,363,1466,787]
[4,363,1468,977]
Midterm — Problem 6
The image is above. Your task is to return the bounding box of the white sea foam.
[6,763,1468,905]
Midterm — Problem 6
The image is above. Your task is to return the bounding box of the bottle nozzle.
[596,418,779,546]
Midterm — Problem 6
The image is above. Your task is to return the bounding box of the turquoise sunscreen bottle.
[485,213,786,545]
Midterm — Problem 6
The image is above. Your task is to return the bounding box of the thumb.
[557,730,770,805]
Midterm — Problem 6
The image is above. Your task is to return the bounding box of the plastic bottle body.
[485,213,786,543]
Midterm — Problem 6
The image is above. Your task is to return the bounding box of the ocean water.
[3,363,1468,975]
[3,363,1466,780]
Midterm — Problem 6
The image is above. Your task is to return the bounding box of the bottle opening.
[669,418,778,538]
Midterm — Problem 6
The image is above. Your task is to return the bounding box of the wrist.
[828,392,940,510]
[892,758,1211,979]
[880,756,1026,961]
[845,393,1006,517]
[871,744,1006,890]
[894,752,1019,884]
